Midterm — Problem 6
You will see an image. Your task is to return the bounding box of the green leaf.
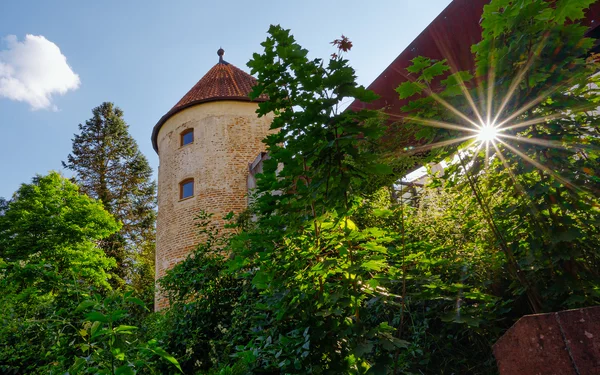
[75,300,96,312]
[69,357,87,373]
[351,86,380,103]
[115,365,134,375]
[149,346,183,373]
[361,242,388,254]
[341,218,358,231]
[372,208,393,218]
[86,311,109,323]
[421,60,450,82]
[406,56,431,73]
[110,309,128,322]
[115,325,139,333]
[252,271,270,289]
[90,321,103,338]
[362,259,387,271]
[125,296,149,312]
[112,347,125,361]
[535,7,554,21]
[440,70,473,96]
[354,341,374,356]
[389,337,410,349]
[395,81,423,99]
[554,0,596,23]
[440,70,473,87]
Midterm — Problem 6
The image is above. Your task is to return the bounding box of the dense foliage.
[153,1,599,373]
[0,173,118,373]
[1,0,598,373]
[0,172,119,293]
[397,0,600,314]
[0,173,180,374]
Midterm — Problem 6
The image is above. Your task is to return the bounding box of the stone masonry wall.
[155,101,273,310]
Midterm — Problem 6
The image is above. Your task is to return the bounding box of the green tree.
[0,172,120,374]
[223,27,415,373]
[63,102,157,301]
[0,172,119,292]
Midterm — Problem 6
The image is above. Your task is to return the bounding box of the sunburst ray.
[496,134,570,150]
[491,141,546,229]
[496,139,583,193]
[464,141,486,175]
[492,35,549,126]
[486,57,497,128]
[430,27,487,126]
[390,64,481,129]
[426,90,482,129]
[500,103,598,131]
[500,113,566,131]
[403,116,479,133]
[404,135,476,155]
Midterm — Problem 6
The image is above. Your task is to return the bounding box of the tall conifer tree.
[63,102,156,301]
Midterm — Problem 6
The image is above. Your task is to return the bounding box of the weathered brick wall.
[155,101,273,310]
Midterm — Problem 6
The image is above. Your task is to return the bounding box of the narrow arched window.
[180,178,194,199]
[181,128,194,146]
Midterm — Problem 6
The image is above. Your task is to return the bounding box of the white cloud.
[0,34,80,110]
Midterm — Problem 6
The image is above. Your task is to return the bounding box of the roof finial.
[217,47,225,63]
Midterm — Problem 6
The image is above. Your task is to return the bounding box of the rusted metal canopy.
[494,306,600,375]
[349,0,600,117]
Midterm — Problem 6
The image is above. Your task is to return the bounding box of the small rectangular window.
[180,179,194,199]
[181,129,194,146]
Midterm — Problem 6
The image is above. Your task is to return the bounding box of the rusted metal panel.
[493,306,600,375]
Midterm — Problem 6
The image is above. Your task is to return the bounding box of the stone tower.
[151,49,272,309]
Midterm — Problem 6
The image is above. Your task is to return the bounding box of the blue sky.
[0,0,452,199]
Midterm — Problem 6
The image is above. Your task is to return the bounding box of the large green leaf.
[395,81,424,99]
[86,311,109,323]
[554,0,596,23]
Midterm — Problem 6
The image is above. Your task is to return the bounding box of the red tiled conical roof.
[171,60,267,111]
[152,49,267,153]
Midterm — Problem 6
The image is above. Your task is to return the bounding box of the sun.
[477,123,499,142]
